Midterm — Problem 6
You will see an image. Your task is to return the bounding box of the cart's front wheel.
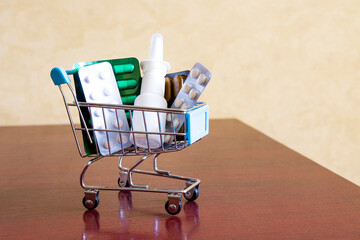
[165,200,182,215]
[82,196,99,210]
[118,171,132,188]
[118,177,130,188]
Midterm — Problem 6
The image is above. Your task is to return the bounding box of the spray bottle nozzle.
[148,33,163,62]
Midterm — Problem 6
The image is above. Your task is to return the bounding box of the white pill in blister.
[102,140,113,149]
[89,92,99,100]
[190,68,200,78]
[174,99,184,108]
[189,89,199,100]
[93,108,102,117]
[96,124,105,133]
[98,70,109,80]
[103,86,115,96]
[167,113,173,122]
[117,134,128,144]
[183,83,192,93]
[84,75,91,83]
[197,73,207,85]
[181,103,188,110]
[113,119,123,129]
[173,119,180,128]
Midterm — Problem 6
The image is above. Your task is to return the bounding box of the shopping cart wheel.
[83,190,99,210]
[165,193,182,215]
[165,200,182,215]
[118,177,130,188]
[118,171,131,187]
[184,187,199,202]
[184,182,200,202]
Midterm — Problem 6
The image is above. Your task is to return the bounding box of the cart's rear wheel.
[165,200,182,215]
[82,196,99,210]
[184,187,199,202]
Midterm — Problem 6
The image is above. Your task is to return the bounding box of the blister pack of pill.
[164,63,211,145]
[78,62,132,156]
[73,57,141,155]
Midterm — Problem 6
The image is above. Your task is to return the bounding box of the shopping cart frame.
[51,67,209,215]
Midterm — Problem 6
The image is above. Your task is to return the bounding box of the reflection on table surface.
[82,191,200,239]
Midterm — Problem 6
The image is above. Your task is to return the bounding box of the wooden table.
[1,119,360,239]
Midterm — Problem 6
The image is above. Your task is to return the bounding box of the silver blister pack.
[78,62,132,155]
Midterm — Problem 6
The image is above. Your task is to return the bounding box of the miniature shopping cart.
[50,66,209,215]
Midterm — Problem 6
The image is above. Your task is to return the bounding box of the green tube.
[121,95,137,105]
[113,64,135,74]
[117,79,138,90]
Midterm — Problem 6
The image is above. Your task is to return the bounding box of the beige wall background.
[1,0,359,185]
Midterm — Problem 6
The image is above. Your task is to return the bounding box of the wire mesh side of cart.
[56,81,192,158]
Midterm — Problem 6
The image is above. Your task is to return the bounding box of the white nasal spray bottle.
[130,33,170,149]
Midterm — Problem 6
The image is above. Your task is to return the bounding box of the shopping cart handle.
[50,67,72,86]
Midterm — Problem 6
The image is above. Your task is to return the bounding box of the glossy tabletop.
[1,119,360,239]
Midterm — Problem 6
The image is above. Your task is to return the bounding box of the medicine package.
[164,63,212,144]
[77,62,132,155]
[73,57,141,155]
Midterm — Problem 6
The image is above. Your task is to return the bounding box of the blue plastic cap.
[50,67,71,85]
